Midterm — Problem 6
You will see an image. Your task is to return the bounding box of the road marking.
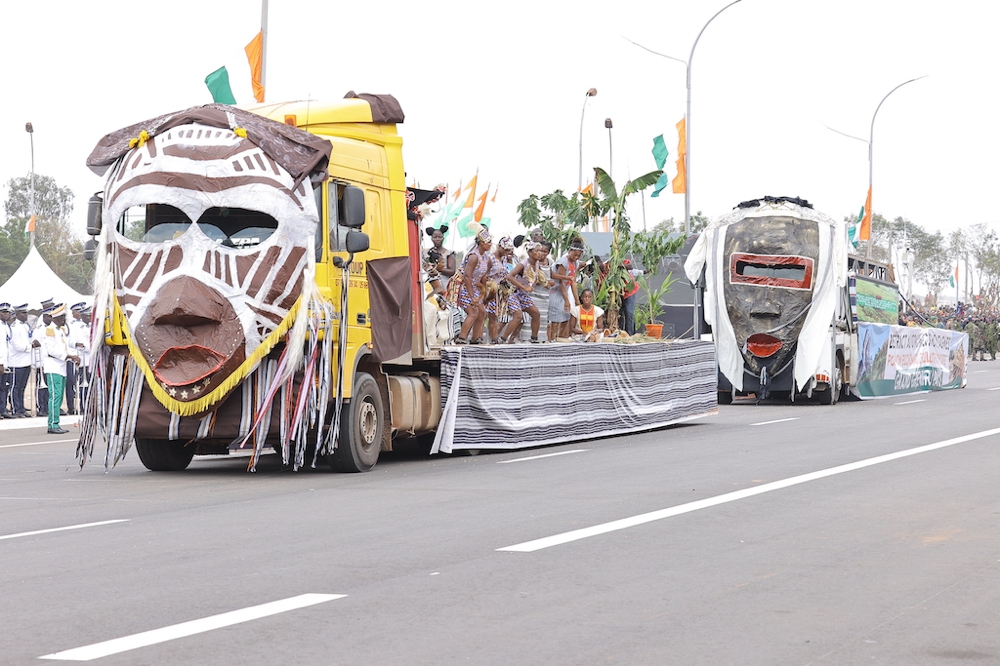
[0,439,77,449]
[988,387,1000,391]
[749,417,799,426]
[39,593,345,661]
[0,519,129,542]
[497,450,587,464]
[894,399,927,405]
[497,426,1000,553]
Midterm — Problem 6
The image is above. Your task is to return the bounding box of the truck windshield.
[121,204,277,247]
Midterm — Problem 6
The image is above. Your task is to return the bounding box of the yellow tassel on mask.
[128,130,150,149]
[233,127,247,138]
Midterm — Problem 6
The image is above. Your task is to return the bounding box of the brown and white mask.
[103,122,318,409]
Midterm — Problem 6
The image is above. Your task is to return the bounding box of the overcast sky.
[2,1,997,244]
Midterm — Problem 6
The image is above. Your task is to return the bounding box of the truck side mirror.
[345,229,370,255]
[341,186,366,228]
[86,193,103,236]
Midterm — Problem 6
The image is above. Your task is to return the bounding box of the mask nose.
[749,288,781,318]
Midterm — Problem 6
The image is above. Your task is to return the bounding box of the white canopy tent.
[0,246,91,309]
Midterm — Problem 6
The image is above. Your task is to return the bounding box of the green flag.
[456,213,477,238]
[205,66,237,105]
[650,172,669,199]
[651,134,669,169]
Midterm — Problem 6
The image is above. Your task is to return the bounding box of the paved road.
[2,363,1000,665]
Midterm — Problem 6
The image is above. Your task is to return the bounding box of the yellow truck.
[81,94,444,472]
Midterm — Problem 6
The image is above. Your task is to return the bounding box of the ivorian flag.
[859,186,873,241]
[23,214,35,237]
[461,175,478,209]
[949,265,958,288]
[474,189,489,222]
[204,66,237,104]
[245,31,265,103]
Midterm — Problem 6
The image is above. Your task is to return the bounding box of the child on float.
[570,288,605,341]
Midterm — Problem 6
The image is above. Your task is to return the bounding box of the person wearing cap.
[8,304,33,417]
[68,303,91,413]
[0,304,11,417]
[31,305,55,417]
[36,304,78,434]
[64,303,87,414]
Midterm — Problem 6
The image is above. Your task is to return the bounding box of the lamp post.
[578,88,597,191]
[605,118,613,180]
[623,0,741,233]
[825,75,928,265]
[25,122,35,248]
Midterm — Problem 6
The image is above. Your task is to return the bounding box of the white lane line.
[894,399,927,405]
[0,439,77,449]
[498,426,1000,553]
[750,417,799,426]
[497,450,587,464]
[39,593,345,661]
[988,387,1000,391]
[0,519,130,542]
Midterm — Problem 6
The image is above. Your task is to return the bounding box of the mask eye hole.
[730,253,813,290]
[198,207,278,248]
[118,204,277,247]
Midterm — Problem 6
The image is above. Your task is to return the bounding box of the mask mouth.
[153,345,227,387]
[747,333,783,358]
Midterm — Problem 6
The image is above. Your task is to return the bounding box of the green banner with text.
[855,323,968,398]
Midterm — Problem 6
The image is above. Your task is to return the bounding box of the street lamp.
[825,75,928,265]
[605,118,613,180]
[578,88,597,191]
[25,122,35,248]
[623,0,742,234]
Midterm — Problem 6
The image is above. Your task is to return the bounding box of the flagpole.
[25,122,35,248]
[260,0,268,97]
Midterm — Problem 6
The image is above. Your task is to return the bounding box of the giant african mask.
[86,106,333,417]
[723,216,819,375]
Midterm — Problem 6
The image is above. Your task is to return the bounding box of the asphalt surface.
[2,363,1000,665]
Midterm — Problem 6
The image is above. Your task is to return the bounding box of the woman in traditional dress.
[547,240,585,341]
[485,237,518,343]
[501,242,545,343]
[455,228,494,344]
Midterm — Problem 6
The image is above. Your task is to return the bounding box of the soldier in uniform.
[0,304,10,417]
[986,317,999,361]
[9,304,33,417]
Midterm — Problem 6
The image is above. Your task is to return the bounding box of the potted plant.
[635,272,678,338]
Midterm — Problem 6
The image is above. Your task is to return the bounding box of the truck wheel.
[135,438,195,471]
[327,372,384,473]
[817,365,841,406]
[717,390,733,405]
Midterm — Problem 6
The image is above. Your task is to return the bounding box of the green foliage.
[589,167,663,315]
[633,272,679,329]
[2,174,92,294]
[627,228,686,273]
[516,189,589,257]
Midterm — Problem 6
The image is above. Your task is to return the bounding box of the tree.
[3,174,92,294]
[652,212,708,235]
[516,190,590,258]
[588,166,663,321]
